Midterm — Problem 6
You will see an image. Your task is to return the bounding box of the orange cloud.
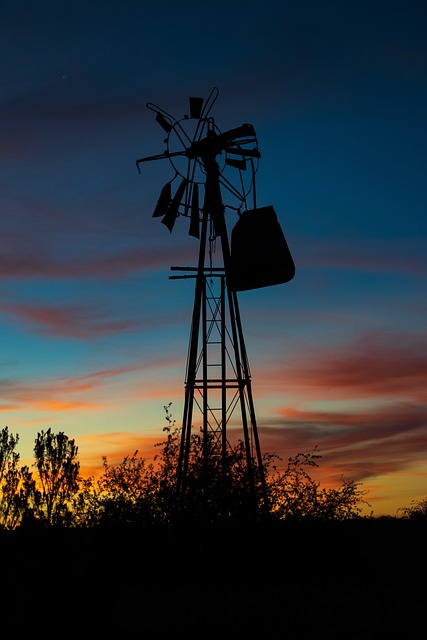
[1,364,147,412]
[0,356,187,423]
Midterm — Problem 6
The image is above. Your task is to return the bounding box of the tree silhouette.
[32,429,80,526]
[0,427,21,529]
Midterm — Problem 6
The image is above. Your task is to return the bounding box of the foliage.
[399,498,427,521]
[72,452,165,528]
[0,427,40,530]
[31,429,80,526]
[151,404,267,524]
[1,407,371,529]
[266,448,369,521]
[0,427,22,529]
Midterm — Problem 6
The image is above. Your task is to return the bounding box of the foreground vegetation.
[2,409,426,637]
[1,406,425,531]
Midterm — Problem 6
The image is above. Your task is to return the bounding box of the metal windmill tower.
[136,88,295,515]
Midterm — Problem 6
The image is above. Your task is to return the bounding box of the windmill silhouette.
[136,88,295,516]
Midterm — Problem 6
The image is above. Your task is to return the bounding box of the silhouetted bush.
[399,497,427,520]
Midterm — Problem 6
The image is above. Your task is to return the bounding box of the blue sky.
[1,0,426,515]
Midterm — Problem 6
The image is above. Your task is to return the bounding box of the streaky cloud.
[296,236,427,276]
[257,398,427,480]
[0,244,194,280]
[264,330,427,402]
[0,364,147,412]
[1,301,140,340]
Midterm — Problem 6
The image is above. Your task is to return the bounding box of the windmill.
[136,87,295,516]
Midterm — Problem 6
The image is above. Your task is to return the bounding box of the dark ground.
[1,518,425,638]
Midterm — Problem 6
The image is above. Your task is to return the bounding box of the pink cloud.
[259,402,427,460]
[1,301,140,339]
[0,297,193,340]
[0,244,193,280]
[261,331,427,403]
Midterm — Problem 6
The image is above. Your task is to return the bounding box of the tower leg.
[175,207,209,498]
[175,164,268,516]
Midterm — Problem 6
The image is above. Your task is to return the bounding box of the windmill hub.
[185,131,224,161]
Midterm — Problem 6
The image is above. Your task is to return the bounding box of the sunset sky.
[1,0,426,516]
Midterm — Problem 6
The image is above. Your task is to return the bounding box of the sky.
[1,0,426,516]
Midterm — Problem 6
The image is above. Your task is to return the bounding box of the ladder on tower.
[171,263,266,510]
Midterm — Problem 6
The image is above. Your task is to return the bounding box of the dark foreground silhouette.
[1,518,425,638]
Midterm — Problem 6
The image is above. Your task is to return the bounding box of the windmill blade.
[156,111,173,133]
[226,157,247,170]
[219,123,255,143]
[152,180,172,217]
[189,96,204,119]
[161,177,188,232]
[188,182,200,238]
[136,150,186,173]
[225,146,261,158]
[199,86,219,120]
[146,102,176,128]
